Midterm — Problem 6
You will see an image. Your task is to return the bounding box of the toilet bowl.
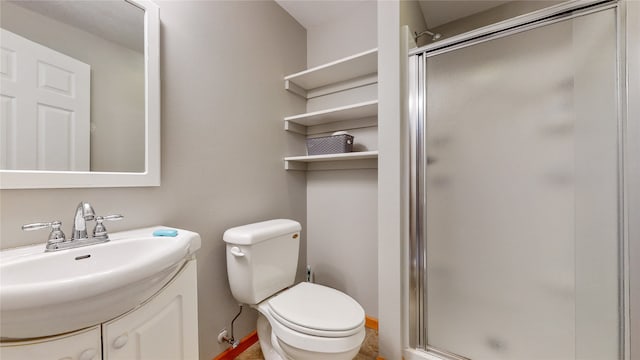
[223,219,366,360]
[255,282,365,360]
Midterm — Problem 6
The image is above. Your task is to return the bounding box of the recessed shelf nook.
[284,48,378,99]
[283,48,379,171]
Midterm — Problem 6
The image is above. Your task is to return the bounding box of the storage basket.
[306,134,354,155]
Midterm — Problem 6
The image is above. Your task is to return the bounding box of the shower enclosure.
[408,1,629,359]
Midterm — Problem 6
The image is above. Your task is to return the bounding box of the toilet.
[224,219,366,360]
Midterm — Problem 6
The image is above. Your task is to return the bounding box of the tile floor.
[235,327,379,360]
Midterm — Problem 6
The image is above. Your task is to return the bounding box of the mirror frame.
[0,0,160,189]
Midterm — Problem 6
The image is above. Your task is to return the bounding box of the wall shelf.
[284,100,378,134]
[284,48,378,99]
[283,48,379,171]
[284,151,378,171]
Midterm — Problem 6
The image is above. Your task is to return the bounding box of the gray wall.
[0,1,307,359]
[431,0,565,39]
[306,1,377,68]
[304,1,379,317]
[400,0,428,48]
[1,1,146,173]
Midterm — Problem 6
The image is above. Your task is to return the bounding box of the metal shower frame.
[407,1,636,359]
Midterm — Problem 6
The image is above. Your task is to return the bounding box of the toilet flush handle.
[230,246,245,257]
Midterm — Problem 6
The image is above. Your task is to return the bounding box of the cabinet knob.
[113,334,129,349]
[79,348,98,360]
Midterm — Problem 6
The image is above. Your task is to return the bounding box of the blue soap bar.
[153,229,178,237]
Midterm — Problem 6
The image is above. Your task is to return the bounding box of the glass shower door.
[416,6,620,360]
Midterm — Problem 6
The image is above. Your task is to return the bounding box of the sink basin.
[0,226,201,339]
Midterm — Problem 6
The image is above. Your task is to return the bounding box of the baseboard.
[365,315,379,331]
[213,315,379,359]
[212,330,258,360]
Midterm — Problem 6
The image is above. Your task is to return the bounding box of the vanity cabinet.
[0,326,101,360]
[102,260,199,360]
[102,261,198,360]
[0,260,199,360]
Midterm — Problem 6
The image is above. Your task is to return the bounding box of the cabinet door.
[102,260,199,360]
[0,326,101,360]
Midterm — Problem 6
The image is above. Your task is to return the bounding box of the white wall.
[303,0,379,317]
[0,1,307,359]
[377,2,408,358]
[1,2,145,173]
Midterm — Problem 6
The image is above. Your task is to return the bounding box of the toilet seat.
[267,313,365,355]
[254,282,366,355]
[267,282,365,338]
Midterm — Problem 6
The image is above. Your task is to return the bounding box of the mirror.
[0,0,159,188]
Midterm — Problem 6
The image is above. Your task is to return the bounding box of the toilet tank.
[223,219,301,304]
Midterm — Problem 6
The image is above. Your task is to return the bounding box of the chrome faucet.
[71,201,96,241]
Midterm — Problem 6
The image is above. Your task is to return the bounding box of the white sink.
[0,226,201,339]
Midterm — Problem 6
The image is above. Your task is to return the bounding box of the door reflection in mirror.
[0,0,145,173]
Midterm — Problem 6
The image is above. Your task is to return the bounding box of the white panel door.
[103,261,199,360]
[0,325,101,360]
[0,28,90,171]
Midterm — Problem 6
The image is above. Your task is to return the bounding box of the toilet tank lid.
[223,219,301,245]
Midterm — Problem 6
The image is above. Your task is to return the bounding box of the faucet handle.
[22,220,67,246]
[93,214,124,240]
[22,222,55,231]
[101,214,124,221]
